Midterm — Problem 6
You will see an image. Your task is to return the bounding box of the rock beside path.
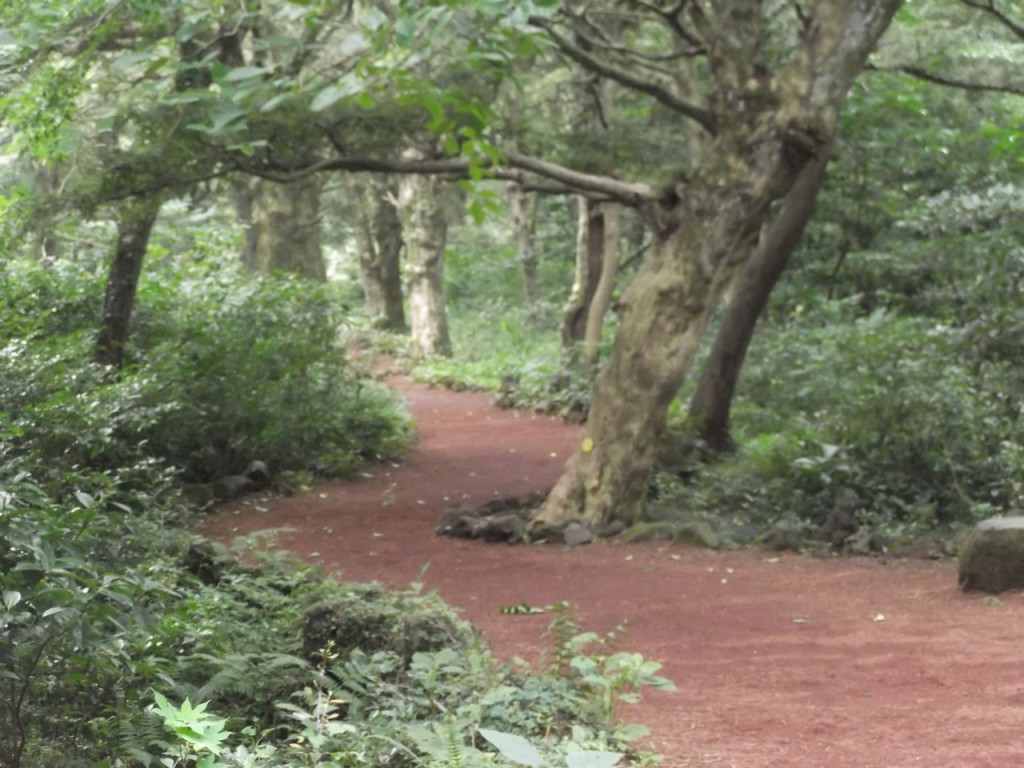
[959,516,1024,593]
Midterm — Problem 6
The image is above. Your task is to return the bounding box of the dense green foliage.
[0,251,665,767]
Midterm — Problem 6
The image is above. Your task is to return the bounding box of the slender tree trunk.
[687,146,832,452]
[246,177,326,281]
[534,0,899,528]
[233,177,259,272]
[32,162,63,264]
[508,183,540,304]
[561,198,605,346]
[582,203,621,366]
[397,164,451,358]
[96,196,161,368]
[351,177,406,330]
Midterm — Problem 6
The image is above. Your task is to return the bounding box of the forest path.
[201,375,1024,768]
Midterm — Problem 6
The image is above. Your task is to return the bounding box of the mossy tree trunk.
[352,176,407,331]
[397,163,451,358]
[561,197,605,347]
[244,177,326,281]
[96,195,161,368]
[686,146,832,453]
[508,183,541,304]
[534,1,901,528]
[582,202,621,366]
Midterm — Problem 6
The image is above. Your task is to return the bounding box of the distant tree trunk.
[245,177,326,280]
[351,177,407,330]
[508,183,540,304]
[561,198,605,347]
[233,177,259,272]
[397,163,451,358]
[96,196,161,368]
[32,162,63,264]
[687,146,833,453]
[582,203,621,366]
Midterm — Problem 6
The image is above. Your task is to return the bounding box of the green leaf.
[223,66,270,82]
[2,590,21,610]
[478,728,547,767]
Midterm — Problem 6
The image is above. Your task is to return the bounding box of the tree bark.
[246,177,326,281]
[508,183,540,304]
[96,196,161,368]
[582,202,621,366]
[351,177,407,330]
[687,146,832,452]
[561,197,605,346]
[233,177,259,272]
[534,0,901,528]
[397,163,452,358]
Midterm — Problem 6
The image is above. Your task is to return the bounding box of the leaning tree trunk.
[534,1,900,528]
[687,145,833,452]
[96,196,161,368]
[508,183,541,304]
[561,197,605,347]
[351,176,407,330]
[397,167,452,358]
[582,202,621,366]
[247,177,326,281]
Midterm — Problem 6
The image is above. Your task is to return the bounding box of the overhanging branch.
[870,62,1024,95]
[529,16,717,134]
[238,151,656,207]
[960,0,1024,39]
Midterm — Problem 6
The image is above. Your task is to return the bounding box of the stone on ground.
[959,516,1024,593]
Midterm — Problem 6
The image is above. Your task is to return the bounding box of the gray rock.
[763,520,804,552]
[842,527,886,556]
[959,516,1024,593]
[563,521,594,547]
[477,513,528,543]
[244,460,271,485]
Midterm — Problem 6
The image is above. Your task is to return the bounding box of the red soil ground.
[201,376,1024,768]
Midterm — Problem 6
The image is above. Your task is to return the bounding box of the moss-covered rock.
[673,521,721,549]
[302,583,478,666]
[620,521,676,543]
[959,516,1024,593]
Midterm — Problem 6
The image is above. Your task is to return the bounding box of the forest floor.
[201,373,1024,768]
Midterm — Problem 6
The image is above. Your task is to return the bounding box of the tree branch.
[237,151,655,207]
[870,62,1024,96]
[960,0,1024,39]
[529,16,717,134]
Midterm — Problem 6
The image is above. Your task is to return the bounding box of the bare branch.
[961,0,1024,39]
[529,16,717,134]
[870,62,1024,96]
[627,0,706,49]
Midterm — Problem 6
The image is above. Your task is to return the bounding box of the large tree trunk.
[397,166,451,358]
[561,198,605,346]
[535,1,900,528]
[508,183,540,304]
[96,196,161,368]
[352,177,407,330]
[246,177,326,281]
[582,202,621,366]
[687,146,832,452]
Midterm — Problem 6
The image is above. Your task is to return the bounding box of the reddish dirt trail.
[202,376,1024,768]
